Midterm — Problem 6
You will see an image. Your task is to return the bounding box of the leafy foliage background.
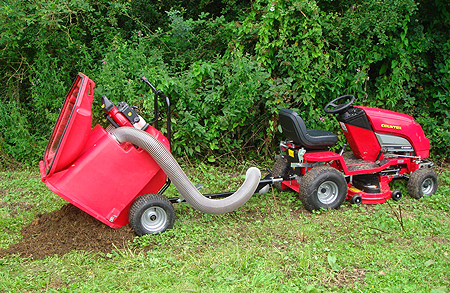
[0,0,448,165]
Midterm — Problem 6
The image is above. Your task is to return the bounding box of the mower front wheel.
[407,168,438,199]
[129,193,175,236]
[298,165,347,211]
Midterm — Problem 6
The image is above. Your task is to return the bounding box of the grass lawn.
[0,161,449,292]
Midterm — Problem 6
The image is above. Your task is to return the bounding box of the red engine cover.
[358,106,430,158]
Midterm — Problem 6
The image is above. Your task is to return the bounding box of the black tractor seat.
[279,108,338,150]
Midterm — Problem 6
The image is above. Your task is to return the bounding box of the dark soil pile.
[0,204,136,260]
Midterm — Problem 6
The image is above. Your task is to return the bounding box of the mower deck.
[278,157,396,205]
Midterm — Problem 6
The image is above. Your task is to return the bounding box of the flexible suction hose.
[110,127,261,214]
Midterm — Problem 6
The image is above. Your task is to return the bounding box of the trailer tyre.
[129,193,175,236]
[407,168,438,199]
[272,156,290,191]
[299,165,347,211]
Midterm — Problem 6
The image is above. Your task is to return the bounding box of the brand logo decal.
[381,124,402,130]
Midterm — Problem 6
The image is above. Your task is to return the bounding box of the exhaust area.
[110,127,261,214]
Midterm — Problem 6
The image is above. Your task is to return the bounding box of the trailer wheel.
[129,193,175,236]
[299,165,347,211]
[407,168,438,199]
[272,156,290,191]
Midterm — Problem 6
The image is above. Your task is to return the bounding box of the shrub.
[0,0,449,164]
[233,0,450,159]
[92,37,271,160]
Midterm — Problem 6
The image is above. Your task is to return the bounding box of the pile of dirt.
[0,204,136,260]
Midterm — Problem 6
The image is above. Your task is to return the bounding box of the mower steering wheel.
[324,95,355,114]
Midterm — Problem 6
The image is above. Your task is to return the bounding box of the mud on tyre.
[407,168,438,199]
[298,165,347,211]
[129,193,175,236]
[272,156,291,191]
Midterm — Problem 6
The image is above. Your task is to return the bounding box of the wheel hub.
[422,178,434,195]
[317,181,339,204]
[141,206,167,232]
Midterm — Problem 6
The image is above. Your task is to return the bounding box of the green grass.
[0,163,449,292]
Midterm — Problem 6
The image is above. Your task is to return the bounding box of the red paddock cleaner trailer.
[39,73,277,236]
[271,95,438,211]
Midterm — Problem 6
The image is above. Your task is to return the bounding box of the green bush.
[0,0,449,165]
[233,0,450,158]
[91,36,270,160]
[0,0,126,163]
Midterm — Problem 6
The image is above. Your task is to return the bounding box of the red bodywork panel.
[40,73,169,228]
[340,124,381,161]
[43,74,95,176]
[349,106,430,159]
[303,151,342,162]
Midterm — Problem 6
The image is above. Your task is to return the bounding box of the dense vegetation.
[1,0,449,165]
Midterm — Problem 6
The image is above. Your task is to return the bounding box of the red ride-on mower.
[39,73,281,236]
[271,95,438,211]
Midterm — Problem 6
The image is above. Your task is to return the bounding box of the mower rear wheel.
[129,193,175,236]
[272,156,290,191]
[299,165,347,211]
[407,168,438,199]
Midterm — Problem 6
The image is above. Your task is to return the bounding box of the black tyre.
[391,190,402,201]
[350,194,362,205]
[298,165,347,211]
[272,156,291,191]
[129,193,176,236]
[407,168,438,199]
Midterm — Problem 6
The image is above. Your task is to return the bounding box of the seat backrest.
[279,108,309,145]
[279,108,338,149]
